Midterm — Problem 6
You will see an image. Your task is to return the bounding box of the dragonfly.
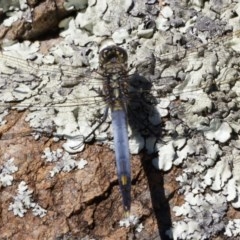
[0,28,240,216]
[90,44,132,213]
[1,2,240,240]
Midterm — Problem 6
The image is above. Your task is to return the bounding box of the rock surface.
[1,0,240,239]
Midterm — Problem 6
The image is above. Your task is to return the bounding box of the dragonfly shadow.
[128,72,173,239]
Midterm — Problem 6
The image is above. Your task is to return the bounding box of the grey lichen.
[1,0,240,238]
[170,193,227,240]
[0,158,18,187]
[8,181,47,218]
[225,219,240,237]
[42,148,88,177]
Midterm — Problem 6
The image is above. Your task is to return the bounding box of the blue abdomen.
[111,109,131,212]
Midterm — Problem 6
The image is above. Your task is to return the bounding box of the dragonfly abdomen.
[111,109,131,213]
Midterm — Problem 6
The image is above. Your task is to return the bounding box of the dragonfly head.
[99,45,128,67]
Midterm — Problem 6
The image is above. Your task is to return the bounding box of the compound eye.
[99,46,128,66]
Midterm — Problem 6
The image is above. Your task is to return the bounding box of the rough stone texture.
[0,112,176,239]
[0,0,73,40]
[0,0,240,239]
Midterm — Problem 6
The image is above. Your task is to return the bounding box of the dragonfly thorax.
[102,71,129,111]
[99,46,129,112]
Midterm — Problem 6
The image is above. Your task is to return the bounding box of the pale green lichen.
[0,0,20,12]
[63,0,88,11]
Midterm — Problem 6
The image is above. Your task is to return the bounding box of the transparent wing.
[0,52,109,152]
[1,30,240,154]
[127,29,240,156]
